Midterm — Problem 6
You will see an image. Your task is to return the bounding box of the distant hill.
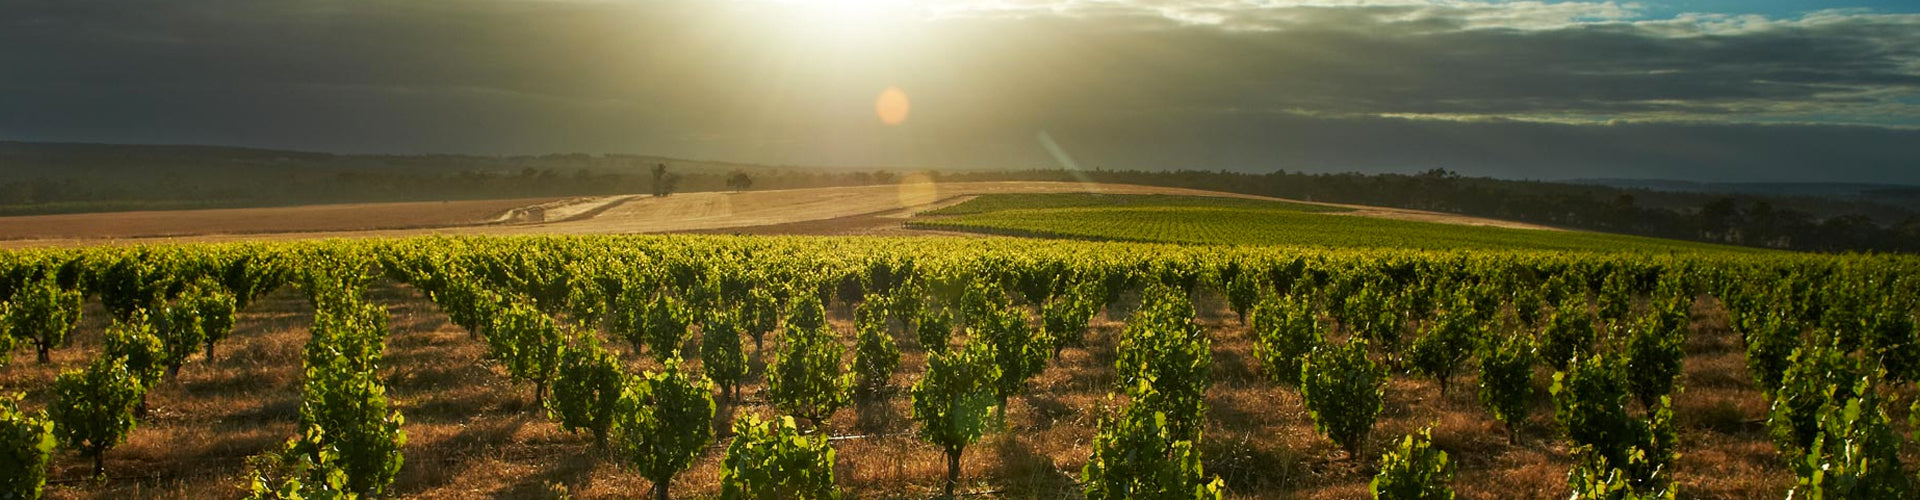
[0,141,907,215]
[1567,178,1920,210]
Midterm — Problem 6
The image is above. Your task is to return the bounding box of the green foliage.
[612,358,716,500]
[297,347,406,496]
[1744,314,1801,394]
[1788,377,1912,500]
[181,277,239,360]
[1476,333,1537,442]
[910,341,1000,496]
[637,292,693,362]
[6,278,81,363]
[1409,300,1477,396]
[1539,298,1597,371]
[48,357,144,477]
[1623,311,1686,410]
[1080,402,1225,500]
[767,311,852,426]
[851,296,901,396]
[972,301,1046,411]
[1864,300,1920,383]
[915,306,953,353]
[701,310,750,400]
[486,302,564,405]
[1,394,55,499]
[744,287,780,351]
[1370,428,1454,500]
[1768,342,1864,457]
[1550,354,1676,489]
[1300,338,1385,459]
[1566,452,1678,500]
[548,331,625,445]
[103,311,168,389]
[718,415,840,500]
[244,428,360,500]
[1250,292,1321,386]
[158,301,208,377]
[1041,282,1100,356]
[1115,283,1212,442]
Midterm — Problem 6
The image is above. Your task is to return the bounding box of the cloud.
[0,0,1915,181]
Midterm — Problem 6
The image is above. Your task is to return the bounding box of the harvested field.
[0,182,1555,247]
[0,198,562,243]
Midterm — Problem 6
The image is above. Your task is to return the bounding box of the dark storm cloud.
[0,0,1915,182]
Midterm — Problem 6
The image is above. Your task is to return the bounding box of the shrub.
[1744,314,1801,394]
[1550,354,1676,488]
[915,306,953,353]
[48,357,144,477]
[183,278,239,361]
[1788,377,1912,499]
[718,415,840,500]
[851,299,901,397]
[548,330,625,445]
[1,393,55,499]
[637,293,693,361]
[104,312,168,390]
[297,353,405,496]
[1250,293,1321,387]
[911,341,1000,496]
[487,302,564,406]
[745,287,780,352]
[702,310,750,400]
[1538,297,1596,371]
[6,278,81,364]
[1864,300,1920,383]
[1116,283,1212,442]
[767,315,853,427]
[1080,400,1224,500]
[1477,333,1537,443]
[612,358,716,500]
[1623,312,1685,410]
[1370,428,1454,500]
[1041,282,1100,356]
[974,304,1046,413]
[1409,301,1477,396]
[1565,451,1678,500]
[1767,341,1863,457]
[1300,338,1385,459]
[242,427,359,500]
[158,301,208,377]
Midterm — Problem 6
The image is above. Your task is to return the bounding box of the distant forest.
[2,142,1915,253]
[937,169,1920,253]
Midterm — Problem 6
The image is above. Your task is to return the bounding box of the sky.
[1,0,1917,183]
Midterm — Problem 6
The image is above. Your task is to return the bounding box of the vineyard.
[0,235,1915,499]
[908,194,1752,253]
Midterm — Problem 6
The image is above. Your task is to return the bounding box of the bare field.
[0,198,563,245]
[0,182,1556,247]
[0,281,1798,500]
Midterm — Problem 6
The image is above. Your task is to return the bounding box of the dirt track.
[0,181,1554,248]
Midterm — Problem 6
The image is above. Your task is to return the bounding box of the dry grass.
[1,283,1833,499]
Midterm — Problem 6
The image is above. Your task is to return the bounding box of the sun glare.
[768,0,915,37]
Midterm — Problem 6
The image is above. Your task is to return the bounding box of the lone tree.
[651,163,681,197]
[726,170,754,192]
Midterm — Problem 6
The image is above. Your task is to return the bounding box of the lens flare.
[876,86,910,125]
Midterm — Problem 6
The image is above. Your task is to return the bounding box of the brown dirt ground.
[0,182,1556,247]
[1,281,1820,500]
